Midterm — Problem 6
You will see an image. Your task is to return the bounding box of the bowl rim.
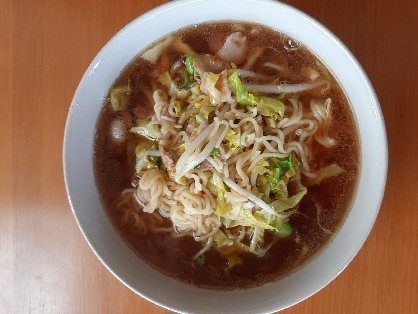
[63,0,388,313]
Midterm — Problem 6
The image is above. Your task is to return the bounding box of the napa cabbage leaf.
[130,121,160,141]
[134,141,160,172]
[203,72,222,105]
[228,71,284,119]
[110,84,130,111]
[304,163,344,186]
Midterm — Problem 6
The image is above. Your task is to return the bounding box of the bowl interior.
[63,0,387,313]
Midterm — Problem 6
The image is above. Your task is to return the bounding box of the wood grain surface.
[1,0,417,313]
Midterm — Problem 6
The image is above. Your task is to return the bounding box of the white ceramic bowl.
[63,0,387,313]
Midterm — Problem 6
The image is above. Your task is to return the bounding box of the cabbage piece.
[271,157,294,185]
[255,156,295,199]
[179,54,198,89]
[265,117,277,128]
[141,36,174,64]
[252,159,271,176]
[190,84,202,97]
[172,101,183,117]
[224,252,243,270]
[269,187,307,213]
[211,172,280,230]
[247,225,288,257]
[196,106,216,124]
[159,71,192,99]
[221,211,292,257]
[213,229,234,247]
[130,121,160,141]
[253,210,282,229]
[185,54,198,76]
[252,165,271,175]
[210,148,221,156]
[194,95,211,108]
[202,72,222,105]
[281,168,296,185]
[224,129,241,153]
[212,230,244,269]
[254,156,307,214]
[228,71,257,106]
[214,193,230,219]
[256,96,285,119]
[134,141,159,172]
[256,174,273,202]
[235,208,278,231]
[208,172,231,218]
[158,72,178,95]
[305,163,344,186]
[110,84,130,111]
[228,72,284,119]
[247,220,291,256]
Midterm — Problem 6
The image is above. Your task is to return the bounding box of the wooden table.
[1,0,417,313]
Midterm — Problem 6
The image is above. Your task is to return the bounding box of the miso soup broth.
[94,22,359,289]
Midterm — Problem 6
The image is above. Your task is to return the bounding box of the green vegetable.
[209,148,221,157]
[256,96,285,119]
[199,155,304,264]
[276,221,292,238]
[254,155,296,201]
[179,54,198,89]
[185,54,197,76]
[271,157,294,185]
[228,72,284,118]
[228,71,257,106]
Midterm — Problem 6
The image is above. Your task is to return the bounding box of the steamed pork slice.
[158,143,176,170]
[192,54,230,77]
[216,31,248,65]
[161,104,177,122]
[198,159,214,171]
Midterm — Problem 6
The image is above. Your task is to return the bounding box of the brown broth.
[94,22,360,289]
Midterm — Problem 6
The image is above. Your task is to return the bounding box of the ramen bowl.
[63,0,387,313]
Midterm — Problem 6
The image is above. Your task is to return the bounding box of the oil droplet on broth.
[283,36,300,51]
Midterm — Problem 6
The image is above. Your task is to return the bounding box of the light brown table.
[1,0,417,313]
